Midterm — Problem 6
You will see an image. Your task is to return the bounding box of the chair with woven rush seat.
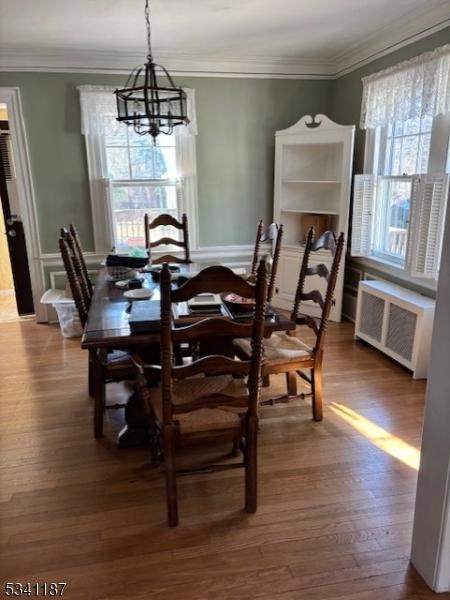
[250,220,283,303]
[133,261,267,526]
[235,228,344,421]
[59,231,134,439]
[144,212,191,264]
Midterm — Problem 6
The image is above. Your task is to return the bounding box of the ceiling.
[0,0,449,77]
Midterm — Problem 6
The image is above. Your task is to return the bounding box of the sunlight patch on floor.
[330,402,420,470]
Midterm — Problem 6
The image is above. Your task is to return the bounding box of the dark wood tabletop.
[81,264,295,350]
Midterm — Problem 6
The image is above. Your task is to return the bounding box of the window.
[368,115,433,266]
[104,118,179,250]
[382,115,432,177]
[364,114,449,269]
[353,45,450,280]
[79,86,198,255]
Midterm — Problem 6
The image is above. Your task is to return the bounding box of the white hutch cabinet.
[272,114,355,322]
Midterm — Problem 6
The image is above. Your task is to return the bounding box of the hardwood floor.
[0,290,18,322]
[0,318,446,599]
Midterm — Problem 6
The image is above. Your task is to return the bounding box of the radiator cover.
[355,280,435,379]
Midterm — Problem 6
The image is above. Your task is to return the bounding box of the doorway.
[0,103,34,319]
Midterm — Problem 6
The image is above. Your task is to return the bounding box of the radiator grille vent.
[386,304,417,361]
[359,291,384,341]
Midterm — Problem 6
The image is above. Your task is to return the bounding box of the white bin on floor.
[40,289,83,338]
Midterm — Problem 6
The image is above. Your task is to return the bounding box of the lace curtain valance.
[360,44,450,130]
[78,85,198,136]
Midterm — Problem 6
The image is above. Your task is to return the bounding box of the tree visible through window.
[103,117,179,250]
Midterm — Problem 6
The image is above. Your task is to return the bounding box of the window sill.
[369,254,406,270]
[351,255,437,296]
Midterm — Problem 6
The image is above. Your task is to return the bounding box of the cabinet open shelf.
[281,208,340,215]
[282,179,341,184]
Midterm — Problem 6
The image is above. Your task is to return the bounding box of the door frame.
[0,87,45,321]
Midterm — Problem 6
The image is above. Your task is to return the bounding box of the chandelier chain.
[145,0,152,59]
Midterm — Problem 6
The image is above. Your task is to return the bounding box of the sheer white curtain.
[78,85,198,137]
[360,44,450,130]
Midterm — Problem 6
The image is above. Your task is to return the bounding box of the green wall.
[0,72,332,253]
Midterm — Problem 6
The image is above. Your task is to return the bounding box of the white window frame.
[360,113,450,281]
[364,114,450,176]
[81,93,199,256]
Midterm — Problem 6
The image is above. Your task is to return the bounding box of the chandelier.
[114,0,188,139]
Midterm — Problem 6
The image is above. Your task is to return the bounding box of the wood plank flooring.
[0,318,447,600]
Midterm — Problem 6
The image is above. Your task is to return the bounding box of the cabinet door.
[274,250,342,321]
[277,252,300,302]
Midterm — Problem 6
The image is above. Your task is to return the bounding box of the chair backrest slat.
[299,289,325,309]
[173,265,256,303]
[145,212,191,264]
[173,318,253,344]
[149,237,185,249]
[290,228,345,354]
[159,261,267,425]
[173,355,251,380]
[305,263,330,280]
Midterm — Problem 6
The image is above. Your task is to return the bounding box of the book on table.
[128,300,161,333]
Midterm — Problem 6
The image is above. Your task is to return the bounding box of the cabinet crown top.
[275,114,355,136]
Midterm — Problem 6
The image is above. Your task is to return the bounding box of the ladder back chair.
[235,228,344,421]
[60,227,91,309]
[144,213,191,264]
[59,232,133,439]
[250,220,283,303]
[133,261,267,526]
[69,224,93,298]
[59,234,89,326]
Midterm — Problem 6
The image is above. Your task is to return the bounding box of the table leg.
[93,348,105,439]
[117,345,159,448]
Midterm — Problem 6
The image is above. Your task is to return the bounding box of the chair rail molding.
[39,242,265,266]
[0,87,46,321]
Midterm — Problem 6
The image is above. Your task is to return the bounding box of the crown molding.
[0,6,448,80]
[0,47,335,79]
[334,6,450,76]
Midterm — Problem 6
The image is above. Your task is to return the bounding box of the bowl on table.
[123,288,154,301]
[222,293,256,313]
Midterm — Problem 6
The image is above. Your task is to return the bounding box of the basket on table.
[106,266,139,282]
[105,254,149,282]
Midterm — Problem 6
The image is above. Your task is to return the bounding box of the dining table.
[81,262,296,446]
